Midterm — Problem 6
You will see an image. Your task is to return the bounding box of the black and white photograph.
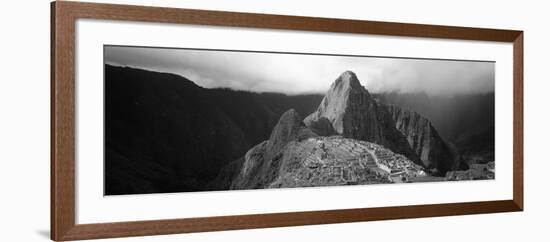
[104,45,495,195]
[5,1,545,241]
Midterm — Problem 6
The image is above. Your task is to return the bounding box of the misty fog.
[105,45,494,96]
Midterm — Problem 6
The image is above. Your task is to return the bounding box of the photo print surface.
[104,45,495,195]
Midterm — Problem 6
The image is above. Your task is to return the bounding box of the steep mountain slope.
[304,71,420,163]
[386,105,464,172]
[306,117,338,137]
[231,109,318,189]
[304,71,462,174]
[374,92,494,145]
[105,65,322,194]
[105,65,250,194]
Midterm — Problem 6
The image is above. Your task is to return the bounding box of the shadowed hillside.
[374,92,494,164]
[105,65,322,195]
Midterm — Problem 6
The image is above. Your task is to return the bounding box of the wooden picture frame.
[51,1,523,241]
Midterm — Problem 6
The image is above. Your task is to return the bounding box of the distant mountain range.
[105,65,494,194]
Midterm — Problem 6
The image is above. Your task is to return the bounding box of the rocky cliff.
[303,71,465,174]
[231,109,318,189]
[386,105,464,173]
[219,71,470,190]
[304,71,420,163]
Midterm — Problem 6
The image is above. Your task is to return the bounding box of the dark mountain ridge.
[105,64,322,194]
[374,91,494,141]
[374,91,494,164]
[386,105,464,171]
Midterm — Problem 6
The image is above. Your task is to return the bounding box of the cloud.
[105,45,494,96]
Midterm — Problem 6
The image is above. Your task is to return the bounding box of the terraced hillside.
[269,136,446,188]
[226,126,444,190]
[267,136,393,188]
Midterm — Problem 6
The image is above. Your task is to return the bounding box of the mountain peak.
[304,71,370,134]
[304,71,421,164]
[267,109,316,160]
[280,108,301,122]
[331,70,362,92]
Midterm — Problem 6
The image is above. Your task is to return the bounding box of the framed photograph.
[51,1,523,241]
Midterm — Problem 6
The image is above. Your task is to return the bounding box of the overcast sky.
[105,45,495,96]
